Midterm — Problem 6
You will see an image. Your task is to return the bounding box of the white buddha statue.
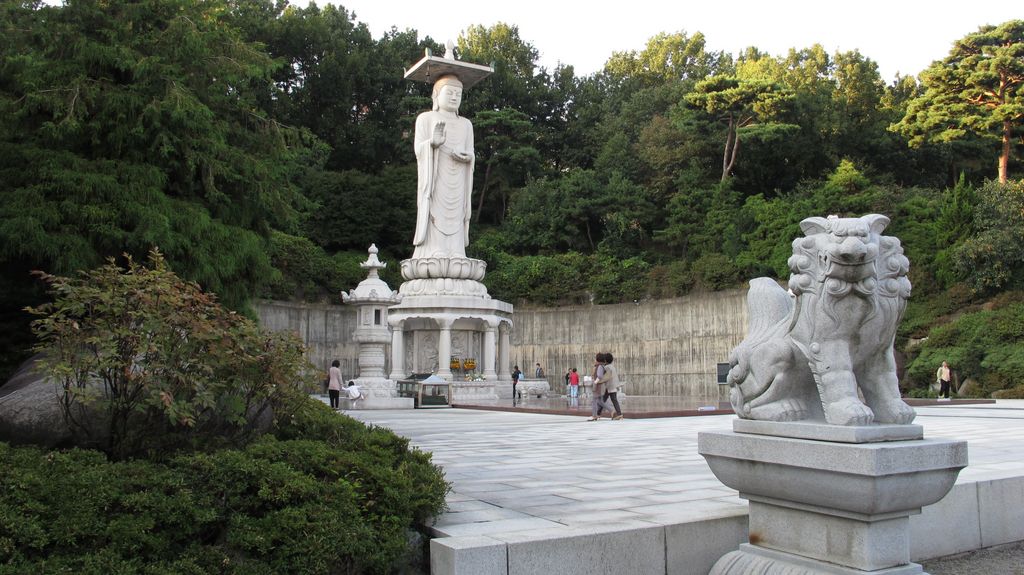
[412,74,475,260]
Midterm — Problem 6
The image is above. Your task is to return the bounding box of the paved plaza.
[341,400,1024,574]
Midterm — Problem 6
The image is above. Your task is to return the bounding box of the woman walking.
[596,352,624,420]
[588,353,613,421]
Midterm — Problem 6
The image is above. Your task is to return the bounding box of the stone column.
[483,321,498,380]
[498,322,511,380]
[437,318,453,379]
[389,321,405,380]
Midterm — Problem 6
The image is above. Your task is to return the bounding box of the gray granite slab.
[733,418,924,443]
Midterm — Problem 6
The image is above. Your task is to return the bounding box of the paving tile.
[432,516,565,537]
[345,400,1024,568]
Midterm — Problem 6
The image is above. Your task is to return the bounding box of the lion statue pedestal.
[699,214,967,575]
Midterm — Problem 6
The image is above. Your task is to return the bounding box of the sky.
[309,0,1020,82]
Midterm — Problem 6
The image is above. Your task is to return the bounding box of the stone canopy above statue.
[403,48,494,89]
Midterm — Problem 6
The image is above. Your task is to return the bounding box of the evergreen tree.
[893,20,1024,183]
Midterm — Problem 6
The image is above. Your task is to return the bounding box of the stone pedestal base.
[713,544,924,575]
[355,397,415,410]
[699,421,967,575]
[493,379,553,399]
[351,377,414,410]
[450,381,498,402]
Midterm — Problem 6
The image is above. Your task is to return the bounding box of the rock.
[0,355,72,447]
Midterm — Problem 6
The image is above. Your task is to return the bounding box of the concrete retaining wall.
[256,288,749,396]
[510,290,748,397]
[255,300,361,380]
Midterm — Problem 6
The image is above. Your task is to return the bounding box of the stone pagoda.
[341,245,412,408]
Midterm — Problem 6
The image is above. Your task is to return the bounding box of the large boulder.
[0,355,72,447]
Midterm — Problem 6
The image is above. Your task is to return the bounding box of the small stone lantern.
[342,245,410,407]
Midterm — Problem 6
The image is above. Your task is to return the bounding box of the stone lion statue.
[727,214,916,426]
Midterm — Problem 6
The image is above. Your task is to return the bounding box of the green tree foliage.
[481,250,650,306]
[953,179,1024,293]
[503,169,657,257]
[604,31,731,88]
[262,231,379,303]
[28,250,311,460]
[893,20,1024,183]
[249,2,429,172]
[0,0,321,313]
[686,76,798,181]
[302,164,417,253]
[657,181,742,262]
[472,108,543,224]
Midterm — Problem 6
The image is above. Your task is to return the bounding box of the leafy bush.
[263,231,371,302]
[27,250,313,460]
[905,386,939,399]
[274,400,450,529]
[483,250,653,306]
[902,292,1024,396]
[953,180,1024,294]
[645,261,695,299]
[0,401,449,575]
[992,386,1024,399]
[691,253,740,291]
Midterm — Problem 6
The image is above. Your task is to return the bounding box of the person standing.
[569,368,580,399]
[328,360,342,410]
[596,352,624,420]
[512,365,522,401]
[936,361,952,399]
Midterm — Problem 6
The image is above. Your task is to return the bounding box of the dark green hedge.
[0,400,449,575]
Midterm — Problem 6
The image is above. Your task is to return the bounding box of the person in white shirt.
[346,381,366,408]
[936,361,952,399]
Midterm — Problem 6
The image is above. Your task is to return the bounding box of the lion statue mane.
[727,214,916,426]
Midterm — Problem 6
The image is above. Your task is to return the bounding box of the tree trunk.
[721,116,738,182]
[474,162,492,223]
[999,119,1010,184]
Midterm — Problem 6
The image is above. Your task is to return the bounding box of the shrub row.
[0,400,449,575]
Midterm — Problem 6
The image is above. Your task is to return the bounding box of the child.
[346,381,366,408]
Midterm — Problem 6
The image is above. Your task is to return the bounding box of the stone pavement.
[922,540,1024,574]
[341,400,1024,574]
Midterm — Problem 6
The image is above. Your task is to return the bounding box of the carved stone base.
[401,257,486,281]
[699,423,967,575]
[399,278,489,298]
[712,544,923,575]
